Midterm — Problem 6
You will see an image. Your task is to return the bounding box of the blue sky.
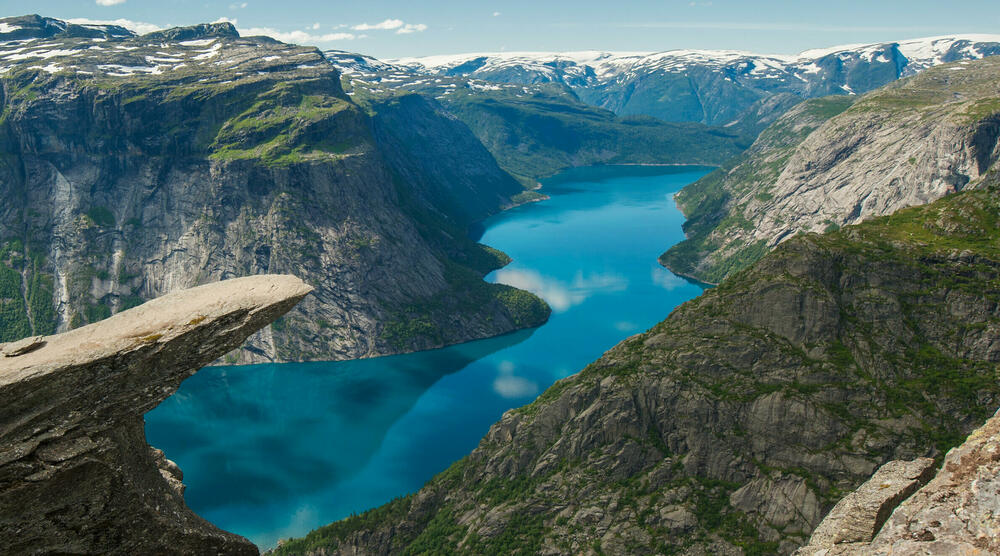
[2,0,999,59]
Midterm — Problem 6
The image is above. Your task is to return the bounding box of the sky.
[2,0,999,59]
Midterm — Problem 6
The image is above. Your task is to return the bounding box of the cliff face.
[0,18,548,362]
[0,275,311,555]
[272,185,1000,555]
[663,56,1000,284]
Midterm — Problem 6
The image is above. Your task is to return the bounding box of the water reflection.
[145,328,534,530]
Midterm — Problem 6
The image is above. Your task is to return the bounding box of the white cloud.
[492,362,538,399]
[396,23,427,35]
[310,23,320,30]
[237,24,358,43]
[66,17,162,35]
[213,17,358,43]
[351,19,427,34]
[651,268,688,291]
[493,374,538,398]
[352,19,403,31]
[493,11,501,17]
[95,0,126,6]
[229,2,248,9]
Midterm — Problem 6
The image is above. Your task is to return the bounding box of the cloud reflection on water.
[493,268,628,312]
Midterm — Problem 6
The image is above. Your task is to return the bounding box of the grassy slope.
[442,85,747,181]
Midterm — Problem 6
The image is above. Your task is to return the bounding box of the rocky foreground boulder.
[798,406,1000,555]
[0,274,311,555]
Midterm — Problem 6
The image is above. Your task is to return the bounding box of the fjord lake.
[144,165,711,549]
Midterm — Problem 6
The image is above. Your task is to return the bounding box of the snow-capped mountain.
[371,35,1000,126]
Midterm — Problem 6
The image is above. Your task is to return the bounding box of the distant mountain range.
[329,35,1000,130]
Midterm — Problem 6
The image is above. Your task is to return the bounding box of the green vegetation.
[209,81,364,166]
[661,95,857,283]
[84,206,116,228]
[442,85,745,180]
[381,258,549,351]
[0,240,57,341]
[0,263,31,342]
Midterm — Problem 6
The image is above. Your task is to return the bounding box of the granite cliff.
[0,274,311,555]
[662,55,1000,284]
[0,16,549,363]
[271,182,1000,554]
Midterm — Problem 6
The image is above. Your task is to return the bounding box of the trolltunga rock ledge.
[0,275,312,555]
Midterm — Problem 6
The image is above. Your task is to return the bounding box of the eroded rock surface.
[800,407,1000,555]
[0,274,311,555]
[794,458,936,553]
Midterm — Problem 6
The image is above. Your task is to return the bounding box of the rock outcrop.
[798,406,1000,555]
[0,274,311,555]
[663,56,1000,284]
[0,16,548,363]
[270,185,1000,554]
[794,458,937,551]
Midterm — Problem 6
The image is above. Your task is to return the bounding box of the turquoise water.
[144,165,710,549]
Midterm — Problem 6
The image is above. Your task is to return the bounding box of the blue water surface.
[144,165,711,549]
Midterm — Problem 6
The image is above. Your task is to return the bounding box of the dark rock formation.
[0,274,311,555]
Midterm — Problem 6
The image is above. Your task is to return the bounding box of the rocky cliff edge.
[797,405,1000,555]
[0,274,311,555]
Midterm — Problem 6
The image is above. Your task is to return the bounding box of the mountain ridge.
[372,34,1000,129]
[662,55,1000,284]
[0,15,550,362]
